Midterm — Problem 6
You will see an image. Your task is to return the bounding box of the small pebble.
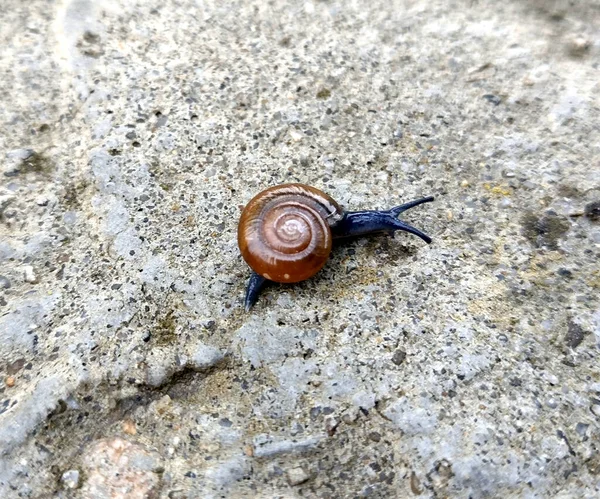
[368,431,381,442]
[567,36,591,57]
[286,466,310,486]
[63,211,77,224]
[410,471,423,494]
[460,180,469,188]
[325,416,339,436]
[565,322,586,349]
[289,129,303,142]
[391,349,407,365]
[483,94,502,105]
[36,196,49,206]
[7,358,25,374]
[341,410,358,424]
[0,194,15,212]
[584,201,600,221]
[168,490,187,498]
[6,376,15,387]
[0,275,11,289]
[7,148,35,161]
[4,149,34,176]
[290,422,304,436]
[575,422,589,437]
[23,266,38,284]
[81,438,162,497]
[61,469,80,489]
[122,419,137,435]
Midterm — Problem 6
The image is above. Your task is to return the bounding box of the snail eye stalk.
[388,196,435,217]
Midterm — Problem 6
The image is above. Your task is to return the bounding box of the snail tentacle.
[387,196,435,217]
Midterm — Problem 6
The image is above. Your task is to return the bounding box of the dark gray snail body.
[238,183,434,310]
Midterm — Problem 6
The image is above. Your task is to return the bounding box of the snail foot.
[244,272,267,311]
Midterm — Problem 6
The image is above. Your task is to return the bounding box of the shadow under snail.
[238,183,434,311]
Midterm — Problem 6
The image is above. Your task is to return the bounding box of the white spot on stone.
[287,466,310,486]
[189,343,225,370]
[35,195,49,206]
[289,129,303,142]
[23,266,38,284]
[204,455,249,488]
[263,273,271,280]
[61,469,80,489]
[284,273,290,280]
[253,434,324,458]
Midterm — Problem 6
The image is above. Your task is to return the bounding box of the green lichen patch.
[19,151,54,176]
[153,309,178,346]
[62,180,90,210]
[316,88,331,99]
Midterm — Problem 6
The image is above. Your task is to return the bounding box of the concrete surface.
[1,0,599,497]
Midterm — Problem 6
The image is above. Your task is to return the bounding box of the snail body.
[238,183,434,310]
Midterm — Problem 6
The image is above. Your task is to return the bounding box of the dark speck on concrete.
[316,88,331,99]
[391,349,407,365]
[483,94,502,105]
[6,358,26,375]
[153,310,177,346]
[557,268,573,279]
[4,150,53,177]
[368,432,381,442]
[575,422,589,438]
[310,406,321,420]
[564,321,587,349]
[0,276,11,289]
[521,212,570,249]
[584,201,600,221]
[77,31,104,58]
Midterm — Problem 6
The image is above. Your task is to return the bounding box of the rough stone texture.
[1,0,599,497]
[80,437,163,498]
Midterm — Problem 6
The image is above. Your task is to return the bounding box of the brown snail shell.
[237,184,344,283]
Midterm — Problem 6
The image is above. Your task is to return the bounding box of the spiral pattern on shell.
[238,184,344,283]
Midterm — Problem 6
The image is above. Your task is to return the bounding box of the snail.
[238,183,434,310]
